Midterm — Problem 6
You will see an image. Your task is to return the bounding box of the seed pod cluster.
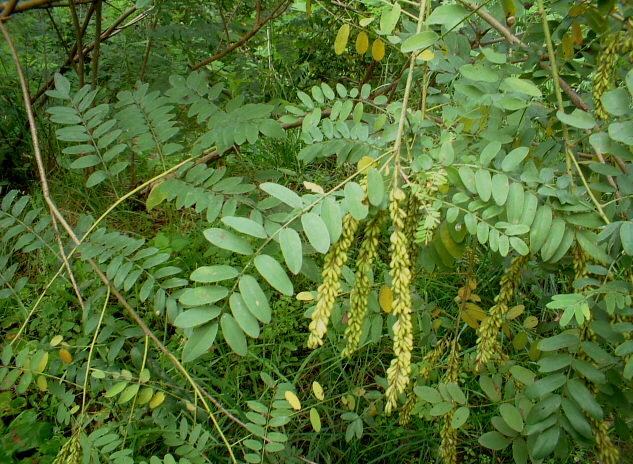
[342,214,385,357]
[475,254,528,370]
[411,169,447,245]
[594,419,620,464]
[439,341,461,464]
[419,339,449,381]
[593,31,633,119]
[53,433,81,464]
[572,244,589,282]
[385,188,414,414]
[307,214,360,348]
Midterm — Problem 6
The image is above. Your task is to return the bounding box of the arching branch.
[191,0,291,71]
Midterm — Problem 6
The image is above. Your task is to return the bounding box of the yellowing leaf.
[418,49,435,61]
[523,315,538,329]
[146,182,168,211]
[502,322,511,338]
[303,181,324,194]
[33,352,49,374]
[312,381,325,401]
[139,368,150,383]
[571,22,583,45]
[310,407,322,432]
[36,375,48,391]
[356,31,369,54]
[461,303,487,329]
[371,38,385,61]
[284,390,301,410]
[149,391,166,409]
[50,335,63,347]
[379,285,393,313]
[506,304,525,320]
[432,319,442,331]
[59,348,72,364]
[334,24,350,55]
[357,156,375,173]
[296,291,314,301]
[137,386,154,405]
[562,33,574,60]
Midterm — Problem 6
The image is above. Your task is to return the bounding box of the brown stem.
[139,8,158,82]
[68,0,84,86]
[191,0,290,71]
[0,0,18,17]
[0,0,49,17]
[91,0,102,87]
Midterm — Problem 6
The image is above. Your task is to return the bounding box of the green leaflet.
[204,228,253,255]
[366,168,384,206]
[278,228,303,275]
[301,212,330,254]
[320,197,343,243]
[379,3,401,35]
[499,404,524,432]
[229,293,260,338]
[221,216,267,239]
[190,265,239,283]
[254,254,294,296]
[343,182,367,220]
[475,169,492,202]
[401,31,438,53]
[260,182,303,209]
[502,147,529,172]
[173,306,221,328]
[478,431,510,450]
[221,313,248,356]
[239,275,272,323]
[179,286,228,307]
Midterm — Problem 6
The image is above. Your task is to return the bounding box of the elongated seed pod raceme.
[307,214,360,349]
[419,339,449,381]
[342,213,385,357]
[475,255,528,370]
[593,32,632,120]
[385,188,414,414]
[439,341,461,464]
[53,433,81,464]
[594,419,620,464]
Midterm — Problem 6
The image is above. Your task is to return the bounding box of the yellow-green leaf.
[334,24,350,55]
[310,407,322,432]
[284,390,301,410]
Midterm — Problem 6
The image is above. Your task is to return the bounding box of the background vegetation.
[0,0,632,463]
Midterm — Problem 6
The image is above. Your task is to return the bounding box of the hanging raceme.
[341,213,385,357]
[439,341,461,464]
[593,31,633,119]
[307,213,360,348]
[475,254,528,371]
[384,187,414,414]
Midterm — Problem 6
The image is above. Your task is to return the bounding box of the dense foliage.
[1,0,632,463]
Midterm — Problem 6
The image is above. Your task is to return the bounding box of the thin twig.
[191,0,291,71]
[139,6,158,81]
[31,5,137,103]
[68,0,84,86]
[91,0,102,87]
